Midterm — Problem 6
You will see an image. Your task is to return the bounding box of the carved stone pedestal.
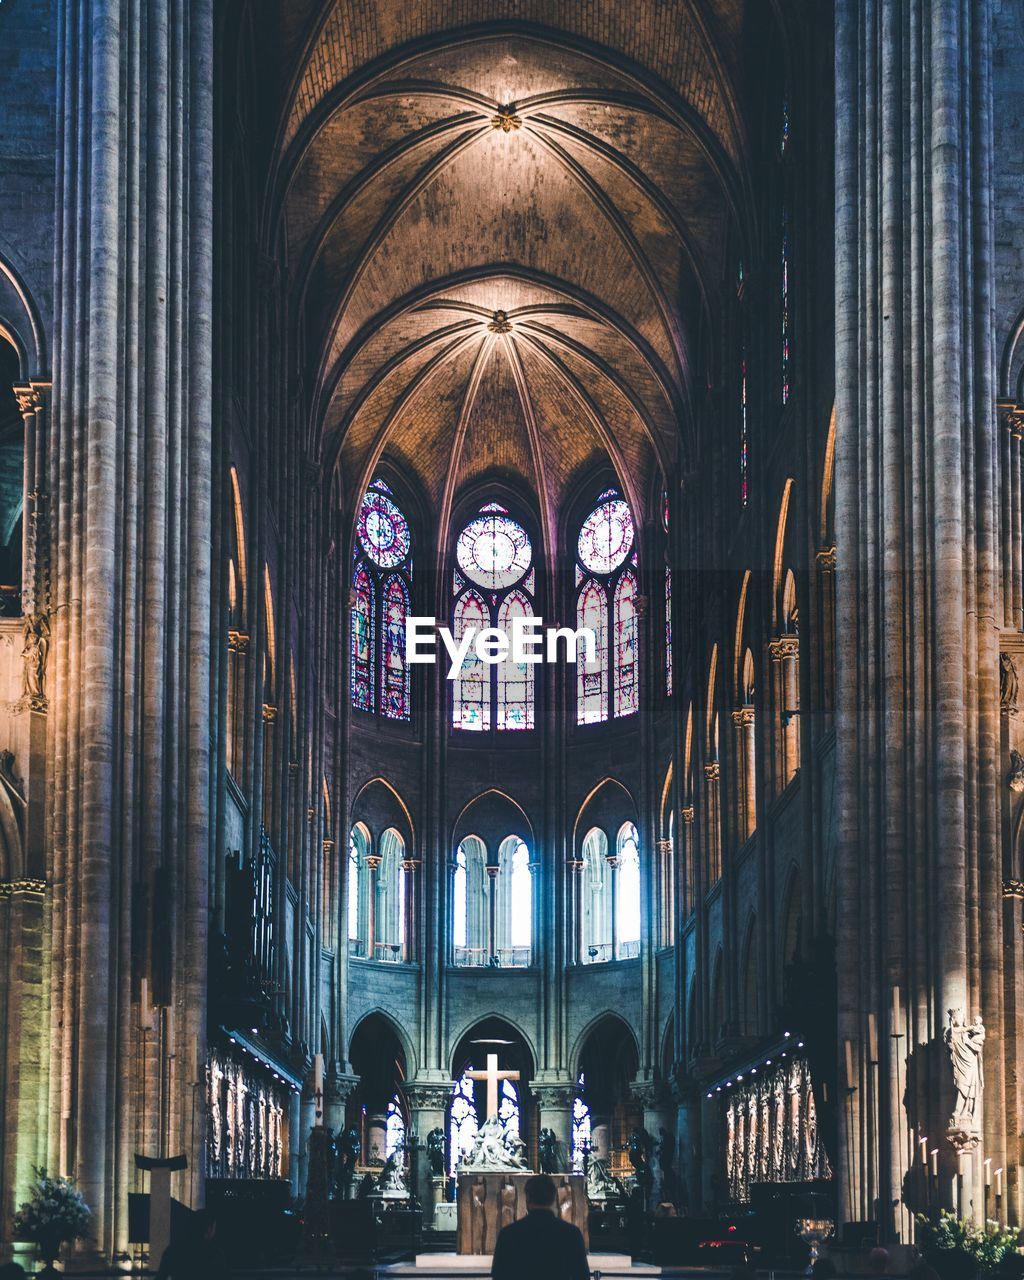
[456,1172,588,1255]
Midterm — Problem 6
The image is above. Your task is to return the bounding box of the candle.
[996,1167,1003,1197]
[919,1136,929,1163]
[868,1013,879,1063]
[985,1158,992,1187]
[892,985,901,1036]
[140,978,153,1031]
[930,1150,939,1180]
[844,1038,855,1090]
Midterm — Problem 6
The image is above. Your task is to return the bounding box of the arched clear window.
[351,480,412,719]
[348,824,371,957]
[376,828,407,961]
[616,822,641,959]
[385,1094,406,1158]
[449,1070,479,1175]
[495,835,532,966]
[575,491,638,724]
[452,504,536,732]
[580,828,611,963]
[453,836,488,965]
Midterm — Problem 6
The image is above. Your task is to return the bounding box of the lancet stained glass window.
[452,504,536,731]
[575,491,638,723]
[351,481,412,719]
[571,1073,592,1173]
[449,1070,479,1174]
[665,567,673,696]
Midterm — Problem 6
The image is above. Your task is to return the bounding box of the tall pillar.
[835,0,1001,1233]
[46,0,213,1255]
[405,1082,453,1216]
[533,1081,575,1172]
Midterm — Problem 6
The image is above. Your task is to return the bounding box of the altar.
[456,1170,589,1255]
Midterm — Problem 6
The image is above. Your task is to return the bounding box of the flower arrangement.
[13,1167,91,1269]
[915,1211,1022,1280]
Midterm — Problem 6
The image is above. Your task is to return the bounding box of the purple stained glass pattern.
[614,569,639,718]
[452,590,489,730]
[381,575,410,720]
[350,565,375,711]
[577,579,609,723]
[578,499,634,575]
[497,591,534,730]
[457,513,532,589]
[357,487,411,568]
[480,501,508,513]
[665,566,673,697]
[662,489,670,533]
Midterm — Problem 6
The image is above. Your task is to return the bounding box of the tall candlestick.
[314,1053,325,1127]
[930,1149,939,1180]
[844,1038,855,1090]
[891,985,901,1035]
[140,978,154,1031]
[985,1158,992,1187]
[868,1013,879,1063]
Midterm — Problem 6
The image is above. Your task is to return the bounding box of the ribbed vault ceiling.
[272,18,746,537]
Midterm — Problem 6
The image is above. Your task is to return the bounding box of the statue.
[461,1116,530,1172]
[628,1128,654,1208]
[426,1126,446,1177]
[944,1008,985,1129]
[376,1148,408,1196]
[21,614,49,707]
[1009,749,1024,793]
[1001,652,1019,714]
[538,1127,564,1173]
[586,1156,625,1202]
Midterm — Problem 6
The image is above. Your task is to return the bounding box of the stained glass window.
[350,566,375,711]
[577,580,608,724]
[457,513,532,590]
[386,1094,406,1157]
[357,487,411,568]
[613,570,638,717]
[665,567,673,696]
[497,591,534,730]
[498,1079,521,1147]
[449,1071,479,1174]
[452,590,489,731]
[351,480,412,718]
[577,499,634,575]
[453,846,468,950]
[740,349,750,507]
[382,576,410,719]
[571,1074,592,1173]
[452,504,536,731]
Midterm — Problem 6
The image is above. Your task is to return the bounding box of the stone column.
[405,1082,452,1218]
[835,0,1001,1232]
[533,1081,575,1172]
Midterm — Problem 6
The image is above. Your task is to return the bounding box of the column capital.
[816,545,837,572]
[630,1074,670,1110]
[703,761,720,782]
[404,1081,454,1112]
[262,703,277,724]
[0,877,47,901]
[769,633,799,661]
[681,805,694,825]
[227,629,250,654]
[655,837,672,857]
[731,706,755,728]
[12,381,50,417]
[998,399,1024,437]
[532,1081,576,1110]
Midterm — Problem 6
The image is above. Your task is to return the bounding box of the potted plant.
[13,1167,91,1276]
[915,1211,1021,1280]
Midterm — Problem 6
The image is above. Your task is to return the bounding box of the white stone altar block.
[433,1201,458,1230]
[387,1254,661,1274]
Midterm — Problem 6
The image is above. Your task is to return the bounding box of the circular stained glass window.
[578,499,634,574]
[357,488,411,568]
[457,513,532,589]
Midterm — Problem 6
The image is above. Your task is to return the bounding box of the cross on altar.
[467,1052,520,1119]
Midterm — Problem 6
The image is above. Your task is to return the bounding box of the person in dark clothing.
[491,1173,590,1280]
[155,1209,229,1280]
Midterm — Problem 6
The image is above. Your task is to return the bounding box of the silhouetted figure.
[155,1210,229,1280]
[491,1173,589,1280]
[0,1263,27,1280]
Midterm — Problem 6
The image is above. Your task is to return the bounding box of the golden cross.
[466,1052,520,1120]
